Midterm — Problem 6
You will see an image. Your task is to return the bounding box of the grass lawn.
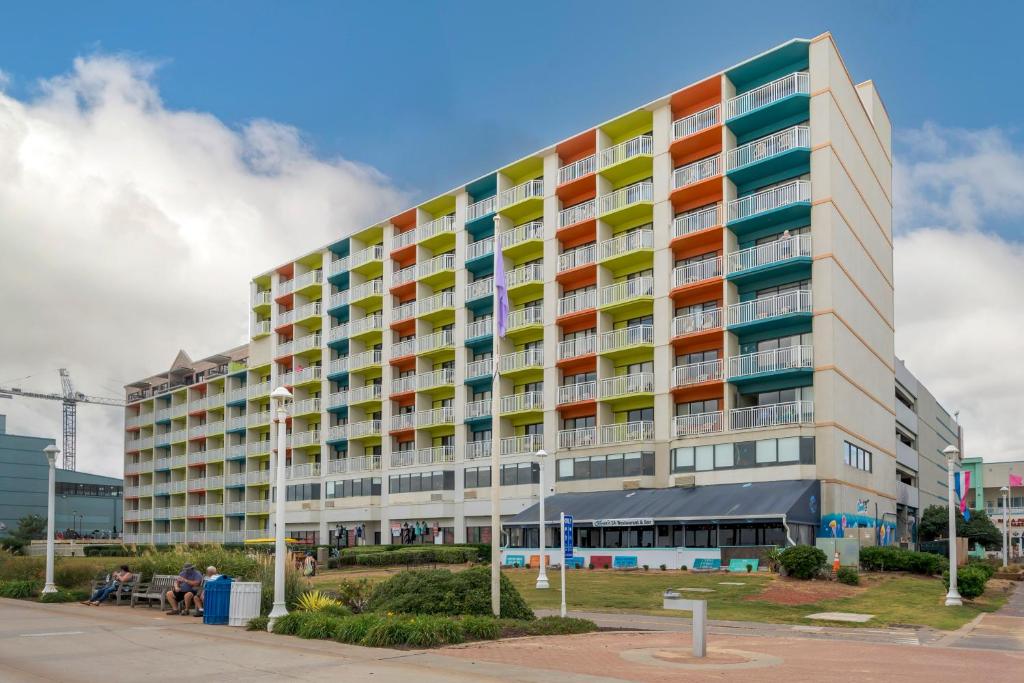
[504,568,1011,631]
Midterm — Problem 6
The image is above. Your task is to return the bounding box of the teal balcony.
[726,72,810,137]
[727,233,812,285]
[727,345,814,385]
[726,125,810,189]
[726,180,810,237]
[727,290,812,334]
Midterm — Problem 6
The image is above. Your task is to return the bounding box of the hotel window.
[563,327,595,342]
[673,437,813,472]
[676,349,719,366]
[675,399,721,416]
[844,441,872,472]
[556,451,654,481]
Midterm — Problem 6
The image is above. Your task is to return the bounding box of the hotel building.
[121,35,960,563]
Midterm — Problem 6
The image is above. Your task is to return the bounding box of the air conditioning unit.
[672,475,696,488]
[464,490,477,499]
[622,479,641,490]
[430,493,443,502]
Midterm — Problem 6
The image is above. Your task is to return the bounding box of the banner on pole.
[563,514,574,560]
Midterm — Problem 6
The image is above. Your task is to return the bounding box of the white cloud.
[0,55,406,477]
[894,124,1024,462]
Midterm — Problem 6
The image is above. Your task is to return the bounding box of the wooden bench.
[130,574,177,609]
[88,573,136,605]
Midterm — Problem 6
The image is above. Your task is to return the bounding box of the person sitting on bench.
[165,563,203,615]
[82,565,133,606]
[191,566,219,617]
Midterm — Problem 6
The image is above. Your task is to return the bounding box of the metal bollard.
[662,591,706,658]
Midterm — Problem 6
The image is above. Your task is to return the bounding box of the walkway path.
[943,581,1024,652]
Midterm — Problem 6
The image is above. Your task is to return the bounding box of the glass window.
[714,443,734,468]
[623,452,642,476]
[695,445,714,471]
[756,439,777,464]
[589,456,606,479]
[557,459,574,480]
[672,447,694,472]
[778,437,800,462]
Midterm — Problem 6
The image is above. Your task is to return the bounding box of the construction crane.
[0,368,124,470]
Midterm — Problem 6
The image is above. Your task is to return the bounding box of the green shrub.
[967,559,997,580]
[54,560,107,589]
[519,616,597,636]
[459,615,501,640]
[83,546,136,557]
[135,547,263,581]
[39,589,87,603]
[361,616,413,647]
[403,615,464,647]
[0,556,44,582]
[297,612,345,640]
[318,603,353,618]
[0,580,38,598]
[334,613,383,644]
[246,616,269,631]
[270,611,306,635]
[367,567,534,620]
[335,578,373,614]
[779,545,827,580]
[257,562,310,615]
[859,546,946,575]
[353,547,476,567]
[943,565,989,600]
[836,567,860,585]
[659,564,667,571]
[0,537,28,554]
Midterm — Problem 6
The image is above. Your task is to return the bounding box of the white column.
[490,214,502,617]
[42,445,59,594]
[944,445,962,607]
[268,387,292,627]
[536,449,549,589]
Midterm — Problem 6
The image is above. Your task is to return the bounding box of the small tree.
[919,505,1002,550]
[14,514,48,541]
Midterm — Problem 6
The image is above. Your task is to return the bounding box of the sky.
[0,1,1022,476]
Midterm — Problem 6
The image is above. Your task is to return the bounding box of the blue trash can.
[202,576,234,625]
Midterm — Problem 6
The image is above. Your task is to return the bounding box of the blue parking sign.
[563,514,574,560]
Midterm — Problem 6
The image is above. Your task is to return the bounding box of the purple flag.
[494,247,510,338]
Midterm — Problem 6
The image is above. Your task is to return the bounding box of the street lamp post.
[268,386,292,629]
[535,449,549,590]
[943,444,962,607]
[1000,486,1010,568]
[42,445,60,594]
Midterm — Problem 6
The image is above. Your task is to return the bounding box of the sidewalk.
[943,581,1024,651]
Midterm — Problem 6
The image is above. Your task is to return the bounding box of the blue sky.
[2,0,1023,209]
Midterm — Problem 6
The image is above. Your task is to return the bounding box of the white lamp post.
[268,386,292,628]
[42,445,60,594]
[943,444,962,606]
[535,448,549,589]
[1000,486,1010,568]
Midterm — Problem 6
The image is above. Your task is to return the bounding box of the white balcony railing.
[327,424,348,442]
[506,306,543,331]
[673,308,722,337]
[728,290,812,327]
[672,104,721,140]
[465,441,491,461]
[558,154,597,185]
[326,455,381,474]
[559,199,597,228]
[416,407,455,428]
[599,181,652,215]
[348,349,382,370]
[350,278,384,302]
[348,384,382,404]
[499,348,543,373]
[418,446,456,466]
[418,253,456,279]
[728,234,812,274]
[418,368,454,390]
[600,277,653,306]
[349,420,382,438]
[417,215,456,243]
[673,411,725,438]
[601,373,654,398]
[558,427,597,450]
[349,245,385,269]
[252,290,272,307]
[558,335,597,360]
[391,264,417,287]
[728,125,810,170]
[418,291,455,316]
[466,358,493,379]
[500,434,543,457]
[729,400,814,430]
[391,228,416,250]
[727,345,814,379]
[501,391,543,414]
[391,374,417,395]
[350,313,383,336]
[289,429,321,448]
[673,154,721,189]
[286,462,321,480]
[557,381,596,405]
[327,391,348,410]
[390,450,416,468]
[417,329,454,354]
[727,72,810,119]
[558,289,597,316]
[599,228,653,261]
[600,324,653,352]
[328,357,348,375]
[328,255,349,278]
[601,421,654,445]
[598,134,653,169]
[246,410,271,427]
[465,399,490,420]
[466,276,494,302]
[672,256,722,288]
[558,243,597,272]
[390,412,415,432]
[392,300,417,322]
[499,179,543,209]
[329,290,349,309]
[390,338,417,360]
[672,360,724,387]
[467,195,498,222]
[728,179,811,223]
[466,316,493,339]
[467,236,495,261]
[506,263,544,289]
[500,221,543,250]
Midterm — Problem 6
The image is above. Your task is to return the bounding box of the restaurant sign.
[593,518,654,527]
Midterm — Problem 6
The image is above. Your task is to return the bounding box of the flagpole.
[490,214,503,617]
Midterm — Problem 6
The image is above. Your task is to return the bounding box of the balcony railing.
[728,125,810,170]
[672,256,722,288]
[727,72,810,119]
[246,441,271,457]
[418,368,454,390]
[465,276,494,302]
[349,420,382,438]
[416,407,454,428]
[467,236,494,261]
[601,421,654,444]
[389,412,415,433]
[391,264,417,287]
[499,179,544,208]
[286,462,321,480]
[467,195,498,222]
[600,324,653,352]
[673,154,721,189]
[466,316,493,339]
[418,291,455,317]
[501,391,543,414]
[506,263,544,289]
[328,357,348,375]
[350,278,384,302]
[327,391,348,410]
[600,277,653,307]
[558,427,597,450]
[418,253,456,279]
[500,221,543,250]
[728,234,812,274]
[599,181,652,215]
[327,424,348,442]
[328,255,349,277]
[558,154,597,185]
[598,134,653,169]
[500,434,543,457]
[247,382,270,398]
[348,384,382,404]
[599,228,653,261]
[559,199,596,228]
[326,454,380,474]
[672,104,721,140]
[673,411,724,438]
[252,290,272,307]
[729,400,814,430]
[419,445,456,466]
[499,348,543,373]
[465,399,490,420]
[466,358,493,379]
[289,429,320,448]
[728,179,811,223]
[417,215,456,243]
[390,450,416,468]
[329,290,349,309]
[391,374,417,395]
[557,381,596,405]
[417,329,455,354]
[558,334,597,360]
[727,345,813,379]
[601,373,654,399]
[391,338,417,360]
[348,349,382,371]
[558,243,596,272]
[506,306,543,331]
[392,300,417,322]
[672,360,723,387]
[728,290,812,327]
[558,289,597,316]
[672,307,722,338]
[391,228,416,250]
[465,441,491,460]
[349,245,384,269]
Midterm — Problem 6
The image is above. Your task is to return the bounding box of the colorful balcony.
[729,400,814,430]
[601,421,654,445]
[417,368,455,392]
[557,243,596,275]
[416,329,455,357]
[600,325,653,359]
[391,264,417,290]
[499,220,543,259]
[505,306,544,337]
[417,291,455,321]
[558,154,597,186]
[327,391,348,412]
[389,412,415,433]
[465,358,494,382]
[327,289,349,314]
[558,427,597,450]
[252,290,272,311]
[598,134,653,183]
[417,253,456,287]
[466,195,498,229]
[599,277,654,312]
[390,227,416,253]
[727,125,810,188]
[327,357,349,379]
[390,338,416,361]
[347,384,382,407]
[672,104,720,141]
[557,289,597,320]
[348,349,382,372]
[501,391,543,416]
[464,399,491,424]
[600,373,654,401]
[671,154,721,193]
[500,434,544,458]
[557,381,596,406]
[415,407,455,430]
[726,71,810,136]
[558,199,596,232]
[465,441,491,461]
[327,255,349,280]
[417,215,456,251]
[726,234,812,284]
[727,345,813,384]
[599,228,653,269]
[558,334,597,364]
[505,264,544,297]
[390,375,416,397]
[727,290,812,333]
[348,419,382,440]
[349,278,384,308]
[498,348,543,377]
[671,256,722,291]
[326,424,348,443]
[465,236,495,274]
[727,180,811,236]
[672,308,723,340]
[348,245,385,276]
[391,300,416,324]
[672,411,724,438]
[466,316,493,343]
[465,276,494,306]
[598,181,653,225]
[498,179,543,221]
[671,360,724,388]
